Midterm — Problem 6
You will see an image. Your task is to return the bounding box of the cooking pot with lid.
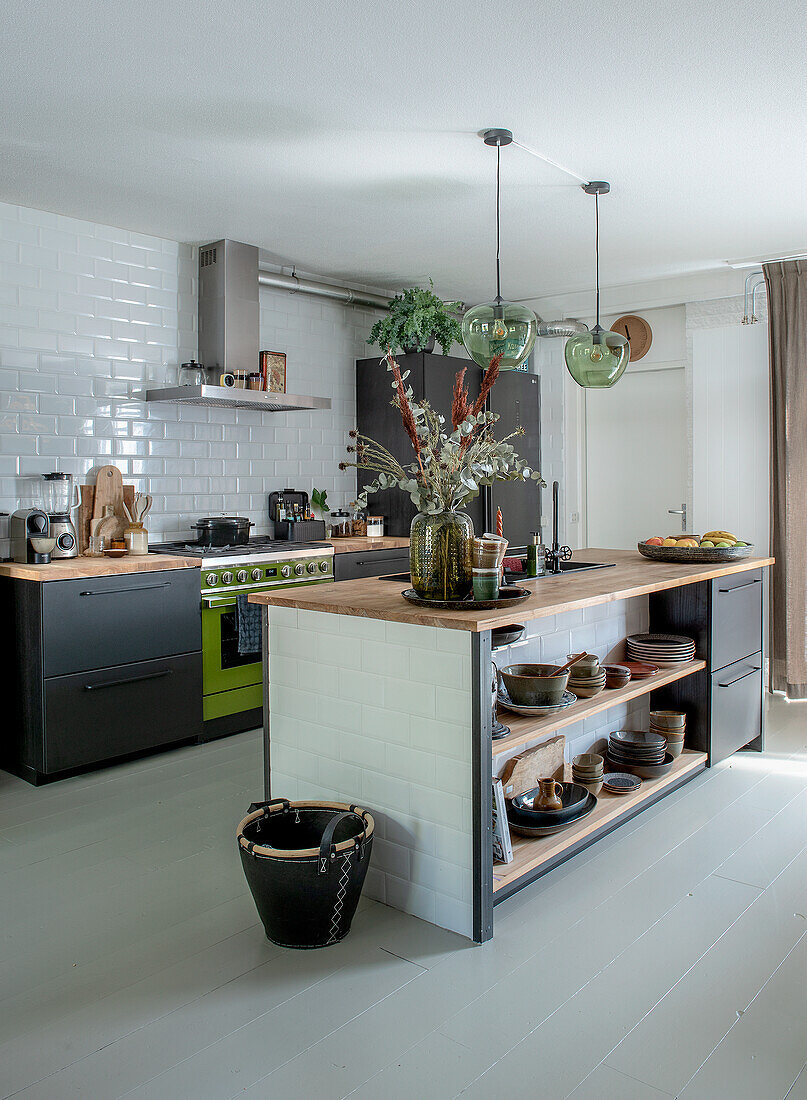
[192,516,254,546]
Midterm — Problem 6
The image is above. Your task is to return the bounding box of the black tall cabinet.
[356,353,541,548]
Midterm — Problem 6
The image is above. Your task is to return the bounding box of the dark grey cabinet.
[356,353,541,548]
[1,568,202,784]
[334,548,410,582]
[649,569,765,764]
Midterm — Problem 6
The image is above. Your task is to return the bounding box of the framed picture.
[260,350,286,393]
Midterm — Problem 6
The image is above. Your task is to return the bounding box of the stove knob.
[280,565,292,578]
[206,573,218,586]
[236,569,248,584]
[251,567,263,581]
[319,560,330,573]
[294,563,305,576]
[307,561,317,574]
[221,571,233,585]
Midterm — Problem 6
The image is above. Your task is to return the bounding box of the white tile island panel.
[268,606,476,937]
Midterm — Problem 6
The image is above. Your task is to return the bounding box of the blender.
[41,472,80,558]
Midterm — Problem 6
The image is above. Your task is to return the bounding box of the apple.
[645,537,664,546]
[662,537,677,547]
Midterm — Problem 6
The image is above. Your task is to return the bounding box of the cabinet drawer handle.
[84,670,172,691]
[717,667,761,688]
[718,578,762,593]
[80,582,171,596]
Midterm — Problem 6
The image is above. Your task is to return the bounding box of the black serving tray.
[401,585,530,611]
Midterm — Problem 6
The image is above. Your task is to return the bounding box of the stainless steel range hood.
[198,239,260,377]
[141,238,331,414]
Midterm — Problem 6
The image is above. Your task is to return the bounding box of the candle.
[496,508,503,538]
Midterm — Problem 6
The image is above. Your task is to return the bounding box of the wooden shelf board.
[493,659,707,757]
[493,749,707,895]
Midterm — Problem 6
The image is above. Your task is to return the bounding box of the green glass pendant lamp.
[462,129,538,371]
[564,181,630,388]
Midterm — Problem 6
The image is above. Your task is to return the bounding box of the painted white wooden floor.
[1,696,806,1099]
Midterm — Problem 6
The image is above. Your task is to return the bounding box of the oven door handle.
[203,596,238,608]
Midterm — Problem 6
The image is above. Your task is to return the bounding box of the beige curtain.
[764,260,807,698]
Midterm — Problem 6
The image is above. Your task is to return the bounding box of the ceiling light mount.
[482,128,514,147]
[582,181,610,196]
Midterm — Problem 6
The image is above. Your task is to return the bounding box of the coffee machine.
[41,472,80,558]
[10,509,55,563]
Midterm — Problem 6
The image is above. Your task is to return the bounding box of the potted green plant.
[341,352,544,600]
[367,280,463,355]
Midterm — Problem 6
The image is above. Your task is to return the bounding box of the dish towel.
[236,594,263,656]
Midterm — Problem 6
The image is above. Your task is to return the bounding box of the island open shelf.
[250,548,772,944]
[494,750,708,900]
[494,659,707,756]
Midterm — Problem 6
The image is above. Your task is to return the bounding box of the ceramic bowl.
[497,663,570,706]
[665,739,684,759]
[570,683,605,698]
[573,753,604,771]
[649,710,687,730]
[568,653,601,676]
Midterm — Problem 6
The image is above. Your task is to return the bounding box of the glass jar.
[124,522,149,556]
[328,510,352,537]
[351,508,367,537]
[179,359,205,386]
[409,510,474,601]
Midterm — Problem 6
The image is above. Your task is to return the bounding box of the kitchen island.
[250,549,773,942]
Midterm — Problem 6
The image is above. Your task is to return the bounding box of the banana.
[702,530,737,543]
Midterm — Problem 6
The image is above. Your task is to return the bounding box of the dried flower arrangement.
[340,351,544,516]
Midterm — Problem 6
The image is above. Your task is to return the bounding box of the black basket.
[237,799,374,949]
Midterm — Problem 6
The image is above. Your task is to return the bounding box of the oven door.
[202,595,263,718]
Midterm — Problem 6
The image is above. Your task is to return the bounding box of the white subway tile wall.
[268,606,475,938]
[0,200,383,552]
[492,597,651,775]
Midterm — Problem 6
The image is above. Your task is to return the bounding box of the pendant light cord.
[594,191,600,328]
[495,142,502,302]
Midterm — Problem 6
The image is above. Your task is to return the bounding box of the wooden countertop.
[250,547,774,631]
[0,553,201,582]
[327,537,409,554]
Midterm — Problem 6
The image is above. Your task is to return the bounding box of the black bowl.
[509,782,591,825]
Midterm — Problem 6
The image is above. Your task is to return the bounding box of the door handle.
[84,670,172,691]
[717,667,761,688]
[667,503,687,533]
[203,596,237,608]
[718,579,762,593]
[80,582,171,596]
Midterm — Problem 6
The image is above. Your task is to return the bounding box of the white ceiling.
[1,0,805,305]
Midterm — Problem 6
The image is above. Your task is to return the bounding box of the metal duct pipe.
[258,267,392,311]
[537,318,589,337]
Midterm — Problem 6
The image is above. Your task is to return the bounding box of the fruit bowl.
[638,540,755,564]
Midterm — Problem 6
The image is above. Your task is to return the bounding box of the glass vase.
[409,510,474,601]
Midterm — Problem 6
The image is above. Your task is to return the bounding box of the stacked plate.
[607,729,674,778]
[603,772,642,795]
[497,688,577,717]
[506,782,597,837]
[626,633,696,667]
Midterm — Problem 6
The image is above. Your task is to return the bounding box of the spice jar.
[124,522,149,556]
[247,373,262,390]
[179,359,205,386]
[351,508,367,537]
[366,516,384,537]
[328,510,352,537]
[232,370,248,389]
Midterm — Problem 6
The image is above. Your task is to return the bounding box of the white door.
[585,367,687,550]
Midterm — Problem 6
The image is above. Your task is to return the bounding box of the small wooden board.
[498,735,565,799]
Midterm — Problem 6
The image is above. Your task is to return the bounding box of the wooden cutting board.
[78,483,135,550]
[499,735,566,799]
[92,465,126,539]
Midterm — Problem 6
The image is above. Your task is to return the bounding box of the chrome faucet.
[544,481,572,574]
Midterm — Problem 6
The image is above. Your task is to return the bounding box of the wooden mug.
[532,778,564,811]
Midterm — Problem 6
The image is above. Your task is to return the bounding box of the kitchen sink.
[380,560,615,584]
[556,560,615,573]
